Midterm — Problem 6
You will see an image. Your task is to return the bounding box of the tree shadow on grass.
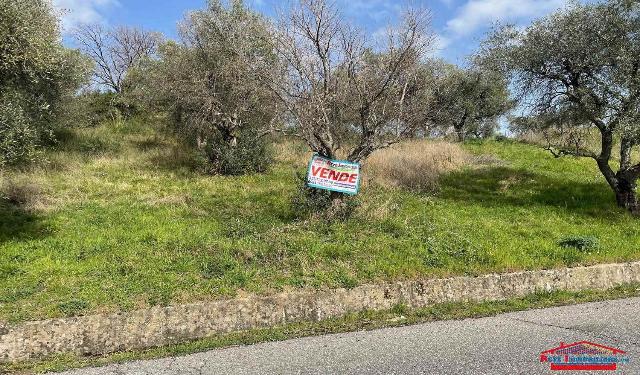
[0,201,50,243]
[438,166,621,218]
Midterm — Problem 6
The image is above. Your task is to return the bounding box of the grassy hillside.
[0,119,638,323]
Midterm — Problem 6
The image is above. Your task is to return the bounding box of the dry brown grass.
[0,176,48,211]
[365,140,469,192]
[272,139,313,168]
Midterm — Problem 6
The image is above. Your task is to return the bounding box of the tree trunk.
[220,126,238,148]
[453,112,468,143]
[455,127,465,142]
[327,190,348,218]
[615,173,640,215]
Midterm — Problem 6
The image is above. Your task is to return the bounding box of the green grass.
[5,284,640,374]
[0,119,639,323]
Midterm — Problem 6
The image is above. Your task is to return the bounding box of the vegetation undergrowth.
[0,120,638,323]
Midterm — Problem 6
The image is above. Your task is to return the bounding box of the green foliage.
[63,92,119,128]
[291,172,359,221]
[203,128,273,175]
[391,303,409,315]
[0,0,91,168]
[423,61,514,141]
[57,299,89,316]
[558,236,600,252]
[0,92,42,167]
[141,0,277,175]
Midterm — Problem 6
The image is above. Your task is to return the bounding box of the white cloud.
[53,0,119,32]
[430,34,451,57]
[446,0,566,36]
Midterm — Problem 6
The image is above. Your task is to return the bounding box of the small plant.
[391,303,409,315]
[200,252,238,279]
[558,235,600,252]
[57,299,89,316]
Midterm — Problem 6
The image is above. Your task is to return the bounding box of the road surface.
[57,297,640,374]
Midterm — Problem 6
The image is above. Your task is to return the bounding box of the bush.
[0,93,42,167]
[203,129,273,175]
[74,92,122,127]
[0,0,90,168]
[366,140,468,192]
[558,235,600,252]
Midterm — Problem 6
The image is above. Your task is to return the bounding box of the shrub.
[0,0,90,168]
[0,93,42,167]
[558,235,600,252]
[366,140,468,192]
[72,92,122,127]
[203,128,273,175]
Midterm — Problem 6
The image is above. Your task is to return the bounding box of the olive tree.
[270,0,433,211]
[480,0,640,214]
[271,0,433,162]
[144,0,279,174]
[0,0,90,167]
[425,62,513,142]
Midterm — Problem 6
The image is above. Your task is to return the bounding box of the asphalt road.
[57,297,640,375]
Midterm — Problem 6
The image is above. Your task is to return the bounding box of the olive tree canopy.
[270,0,434,163]
[480,0,640,214]
[425,62,513,142]
[0,0,90,167]
[142,0,279,174]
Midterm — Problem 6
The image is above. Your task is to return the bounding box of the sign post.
[306,155,361,195]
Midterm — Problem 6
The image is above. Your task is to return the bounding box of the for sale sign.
[306,155,361,195]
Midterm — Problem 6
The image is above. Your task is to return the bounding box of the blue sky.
[53,0,574,64]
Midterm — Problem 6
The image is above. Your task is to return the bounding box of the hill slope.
[0,120,637,322]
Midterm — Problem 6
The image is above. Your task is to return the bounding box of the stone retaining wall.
[2,261,640,362]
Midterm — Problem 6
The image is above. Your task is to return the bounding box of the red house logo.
[540,341,630,371]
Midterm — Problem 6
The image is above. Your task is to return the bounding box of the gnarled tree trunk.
[453,111,468,142]
[596,133,640,216]
[614,173,639,215]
